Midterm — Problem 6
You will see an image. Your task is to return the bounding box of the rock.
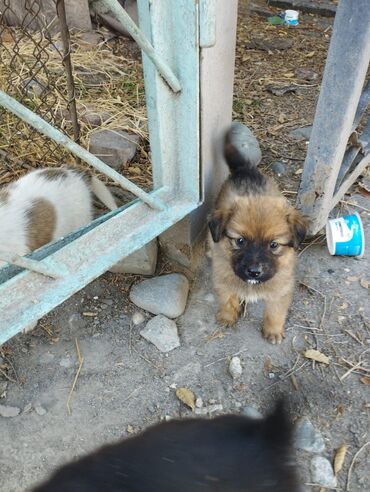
[266,84,298,96]
[110,239,158,275]
[34,404,47,416]
[131,311,145,326]
[271,161,286,176]
[195,397,204,408]
[227,122,262,167]
[289,126,313,141]
[229,356,243,379]
[89,129,140,169]
[21,78,46,98]
[0,381,8,397]
[0,404,20,418]
[294,417,325,453]
[140,315,180,352]
[295,68,318,81]
[78,103,112,127]
[130,273,189,318]
[243,406,263,419]
[310,456,337,489]
[248,1,273,17]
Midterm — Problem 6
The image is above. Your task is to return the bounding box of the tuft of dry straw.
[66,337,84,415]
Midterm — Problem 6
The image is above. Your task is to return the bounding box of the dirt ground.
[1,2,369,492]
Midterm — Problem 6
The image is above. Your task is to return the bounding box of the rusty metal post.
[55,0,80,146]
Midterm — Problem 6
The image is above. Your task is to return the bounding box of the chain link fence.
[0,0,79,185]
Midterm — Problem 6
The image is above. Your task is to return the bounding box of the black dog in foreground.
[33,401,300,492]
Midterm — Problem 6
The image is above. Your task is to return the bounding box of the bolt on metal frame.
[0,0,212,343]
[297,0,370,235]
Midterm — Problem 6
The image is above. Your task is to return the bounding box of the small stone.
[195,397,204,408]
[327,269,335,274]
[22,403,32,414]
[21,78,46,98]
[101,298,114,306]
[140,315,180,352]
[130,273,190,318]
[289,126,313,141]
[310,456,337,489]
[271,161,286,177]
[89,129,140,169]
[34,404,47,416]
[229,356,243,379]
[294,417,325,453]
[0,404,20,418]
[132,311,145,326]
[243,406,263,419]
[295,68,318,81]
[227,122,262,167]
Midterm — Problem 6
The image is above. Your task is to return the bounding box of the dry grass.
[0,28,151,190]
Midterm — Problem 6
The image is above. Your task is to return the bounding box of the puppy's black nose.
[247,266,262,278]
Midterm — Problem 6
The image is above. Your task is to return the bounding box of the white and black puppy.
[0,167,117,269]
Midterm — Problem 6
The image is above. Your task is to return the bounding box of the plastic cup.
[284,10,299,26]
[326,212,365,258]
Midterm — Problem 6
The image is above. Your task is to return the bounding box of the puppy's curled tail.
[224,123,265,188]
[91,176,118,211]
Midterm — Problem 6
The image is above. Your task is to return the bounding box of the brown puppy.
[209,125,307,343]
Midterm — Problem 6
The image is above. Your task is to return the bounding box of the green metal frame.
[0,0,210,343]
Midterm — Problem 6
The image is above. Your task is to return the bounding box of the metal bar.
[55,0,80,147]
[199,0,217,48]
[0,192,195,344]
[137,0,200,198]
[331,153,370,209]
[296,0,370,234]
[0,90,165,210]
[90,0,181,93]
[0,252,65,279]
[353,79,370,130]
[334,145,360,193]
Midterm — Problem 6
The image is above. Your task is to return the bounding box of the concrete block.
[89,129,140,169]
[109,239,157,275]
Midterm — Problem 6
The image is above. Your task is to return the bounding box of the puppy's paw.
[216,309,238,327]
[262,327,285,345]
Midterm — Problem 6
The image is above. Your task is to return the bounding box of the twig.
[66,338,84,415]
[340,361,363,381]
[340,200,370,213]
[346,442,370,491]
[298,235,325,257]
[2,354,20,384]
[0,366,17,384]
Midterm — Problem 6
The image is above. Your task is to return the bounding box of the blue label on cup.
[326,213,365,258]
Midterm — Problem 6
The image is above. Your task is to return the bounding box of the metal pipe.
[0,252,64,279]
[90,0,182,93]
[0,90,165,210]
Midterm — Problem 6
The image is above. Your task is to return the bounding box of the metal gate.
[0,0,215,343]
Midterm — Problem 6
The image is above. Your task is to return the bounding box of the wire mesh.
[0,0,78,185]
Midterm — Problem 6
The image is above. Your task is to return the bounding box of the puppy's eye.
[235,237,246,247]
[270,241,279,250]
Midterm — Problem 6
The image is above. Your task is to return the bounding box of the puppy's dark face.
[209,195,307,285]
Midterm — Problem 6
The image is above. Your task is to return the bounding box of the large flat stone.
[89,129,140,169]
[140,315,180,352]
[109,240,157,275]
[129,273,189,318]
[310,456,337,489]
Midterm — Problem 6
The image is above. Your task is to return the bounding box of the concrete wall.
[160,0,238,266]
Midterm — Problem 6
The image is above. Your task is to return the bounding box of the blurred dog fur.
[208,125,307,343]
[33,400,300,492]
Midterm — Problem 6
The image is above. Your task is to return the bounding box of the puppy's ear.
[208,210,229,243]
[287,209,308,249]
